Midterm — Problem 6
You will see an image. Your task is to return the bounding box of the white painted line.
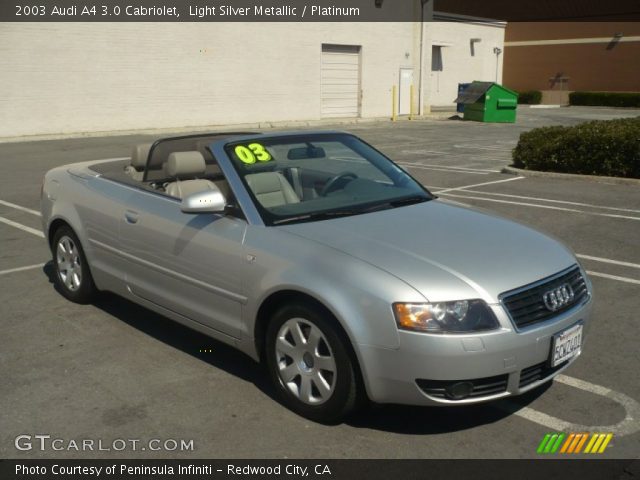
[0,263,45,276]
[454,144,512,152]
[441,193,640,221]
[0,216,45,238]
[400,164,488,175]
[577,254,640,270]
[436,176,524,194]
[0,199,41,216]
[499,374,640,437]
[506,405,574,432]
[459,189,640,214]
[555,374,640,437]
[556,374,610,397]
[400,161,500,173]
[586,271,640,285]
[401,150,450,156]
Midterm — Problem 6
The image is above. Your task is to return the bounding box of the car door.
[119,188,247,339]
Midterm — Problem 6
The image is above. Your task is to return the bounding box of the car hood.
[279,200,577,303]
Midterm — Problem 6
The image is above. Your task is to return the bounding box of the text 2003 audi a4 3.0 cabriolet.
[41,131,592,422]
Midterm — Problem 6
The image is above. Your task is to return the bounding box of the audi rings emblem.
[542,284,575,311]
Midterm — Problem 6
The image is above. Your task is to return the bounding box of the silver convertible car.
[41,131,592,422]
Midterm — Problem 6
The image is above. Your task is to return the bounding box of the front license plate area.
[550,323,583,367]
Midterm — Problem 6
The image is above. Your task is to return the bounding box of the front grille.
[519,361,569,389]
[416,374,509,400]
[501,266,588,329]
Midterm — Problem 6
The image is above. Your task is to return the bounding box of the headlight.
[393,300,499,333]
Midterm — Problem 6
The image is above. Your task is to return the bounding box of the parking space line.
[440,193,640,221]
[401,164,488,175]
[400,161,500,173]
[577,254,640,270]
[0,216,44,238]
[455,189,640,214]
[454,144,512,152]
[586,271,640,285]
[435,177,524,194]
[0,199,41,216]
[0,263,45,276]
[499,374,640,437]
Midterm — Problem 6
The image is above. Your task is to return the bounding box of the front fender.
[243,226,427,351]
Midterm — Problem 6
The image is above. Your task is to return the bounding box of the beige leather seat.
[245,172,300,208]
[124,143,151,181]
[164,151,219,199]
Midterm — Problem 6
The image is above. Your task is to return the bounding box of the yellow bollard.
[409,85,415,120]
[391,85,397,121]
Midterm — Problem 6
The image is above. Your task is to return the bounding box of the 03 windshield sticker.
[234,143,272,164]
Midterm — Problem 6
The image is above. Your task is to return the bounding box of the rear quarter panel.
[42,162,133,295]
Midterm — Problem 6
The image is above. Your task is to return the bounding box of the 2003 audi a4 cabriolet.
[41,131,593,422]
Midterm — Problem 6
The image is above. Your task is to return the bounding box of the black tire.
[265,302,361,423]
[51,225,97,304]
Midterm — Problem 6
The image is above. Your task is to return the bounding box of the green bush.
[518,90,542,105]
[569,91,640,108]
[512,117,640,178]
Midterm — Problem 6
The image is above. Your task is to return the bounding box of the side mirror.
[180,188,227,214]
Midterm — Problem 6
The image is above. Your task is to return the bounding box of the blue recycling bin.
[457,83,471,113]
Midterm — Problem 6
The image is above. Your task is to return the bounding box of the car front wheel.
[265,303,361,423]
[51,226,97,304]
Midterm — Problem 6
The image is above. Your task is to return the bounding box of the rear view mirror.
[287,146,326,160]
[180,188,226,214]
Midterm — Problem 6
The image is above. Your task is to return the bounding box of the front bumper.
[357,295,593,406]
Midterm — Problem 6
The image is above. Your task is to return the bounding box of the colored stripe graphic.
[560,433,575,453]
[538,433,612,454]
[544,434,558,453]
[537,433,551,453]
[597,434,613,453]
[574,433,589,453]
[584,433,599,453]
[550,433,565,453]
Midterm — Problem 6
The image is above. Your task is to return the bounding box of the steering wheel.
[320,172,358,196]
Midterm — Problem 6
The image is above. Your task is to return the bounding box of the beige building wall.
[428,19,506,107]
[0,23,419,138]
[0,19,504,137]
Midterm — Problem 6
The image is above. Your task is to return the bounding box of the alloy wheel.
[56,235,83,291]
[275,318,337,405]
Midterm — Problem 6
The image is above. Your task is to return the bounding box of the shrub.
[518,90,542,105]
[512,117,640,178]
[569,91,640,108]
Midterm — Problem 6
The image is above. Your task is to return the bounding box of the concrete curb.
[0,115,442,144]
[502,166,640,186]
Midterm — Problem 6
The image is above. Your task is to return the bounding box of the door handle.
[124,210,139,224]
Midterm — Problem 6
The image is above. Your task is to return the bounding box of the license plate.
[550,323,583,367]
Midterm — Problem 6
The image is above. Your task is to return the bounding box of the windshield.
[224,133,432,225]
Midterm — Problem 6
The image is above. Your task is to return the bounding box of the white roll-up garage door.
[321,44,361,118]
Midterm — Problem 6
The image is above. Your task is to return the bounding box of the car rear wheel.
[265,303,360,423]
[52,226,96,304]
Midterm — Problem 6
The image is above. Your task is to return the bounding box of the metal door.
[399,68,413,115]
[321,44,361,118]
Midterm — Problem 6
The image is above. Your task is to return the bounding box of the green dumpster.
[454,81,518,123]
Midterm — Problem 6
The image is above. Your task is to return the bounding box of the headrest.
[165,151,206,178]
[130,143,152,169]
[245,172,285,194]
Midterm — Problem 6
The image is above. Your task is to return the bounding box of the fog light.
[445,381,474,400]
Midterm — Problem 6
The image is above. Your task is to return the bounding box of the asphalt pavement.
[1,106,639,459]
